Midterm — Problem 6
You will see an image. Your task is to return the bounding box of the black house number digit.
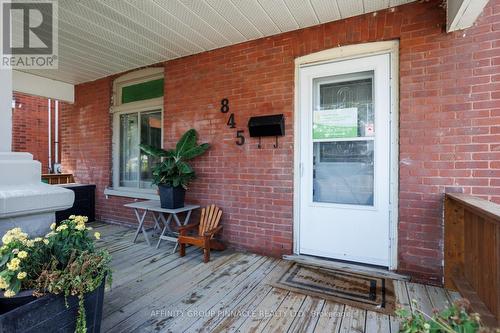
[220,98,229,113]
[227,113,236,128]
[219,98,244,145]
[236,130,245,146]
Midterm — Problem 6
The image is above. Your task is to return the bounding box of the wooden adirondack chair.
[178,205,225,263]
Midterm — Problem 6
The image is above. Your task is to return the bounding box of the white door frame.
[293,41,400,270]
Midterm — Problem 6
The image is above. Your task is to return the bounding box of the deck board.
[261,291,306,333]
[338,306,366,333]
[365,311,391,333]
[314,302,344,332]
[287,296,325,333]
[94,223,460,333]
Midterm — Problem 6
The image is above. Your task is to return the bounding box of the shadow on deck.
[93,222,460,333]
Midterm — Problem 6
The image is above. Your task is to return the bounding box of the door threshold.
[283,254,411,281]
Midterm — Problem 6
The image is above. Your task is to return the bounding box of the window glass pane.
[140,111,162,188]
[313,141,374,205]
[119,113,139,187]
[121,79,164,104]
[313,71,374,139]
[312,71,375,206]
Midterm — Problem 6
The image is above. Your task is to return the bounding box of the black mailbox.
[248,114,285,137]
[247,114,285,148]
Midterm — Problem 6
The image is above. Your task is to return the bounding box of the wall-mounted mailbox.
[248,114,285,137]
[248,114,285,148]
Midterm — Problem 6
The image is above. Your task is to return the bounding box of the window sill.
[104,188,159,200]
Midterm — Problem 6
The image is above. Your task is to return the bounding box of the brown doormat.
[271,263,395,315]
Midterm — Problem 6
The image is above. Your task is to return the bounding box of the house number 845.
[220,98,245,145]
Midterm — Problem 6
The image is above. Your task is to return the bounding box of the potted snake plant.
[140,129,209,209]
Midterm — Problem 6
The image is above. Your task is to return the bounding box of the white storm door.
[298,54,392,267]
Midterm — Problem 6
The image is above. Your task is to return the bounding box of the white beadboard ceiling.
[21,0,416,85]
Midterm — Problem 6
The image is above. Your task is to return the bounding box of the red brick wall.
[12,92,63,173]
[60,0,500,284]
[60,78,113,221]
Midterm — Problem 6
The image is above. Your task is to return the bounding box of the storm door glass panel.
[139,111,162,188]
[312,71,375,206]
[119,113,139,187]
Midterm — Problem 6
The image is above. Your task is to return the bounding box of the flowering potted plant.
[0,216,111,333]
[396,298,498,333]
[140,128,210,209]
[0,228,46,308]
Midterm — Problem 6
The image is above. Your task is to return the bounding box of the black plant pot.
[0,277,105,332]
[158,185,186,209]
[0,289,36,314]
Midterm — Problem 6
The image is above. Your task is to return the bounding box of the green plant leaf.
[139,144,168,157]
[0,254,9,267]
[11,279,21,293]
[177,161,193,174]
[176,129,198,155]
[143,129,209,187]
[182,143,210,160]
[172,178,181,187]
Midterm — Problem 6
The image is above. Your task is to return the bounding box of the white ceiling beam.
[13,71,74,103]
[447,0,490,32]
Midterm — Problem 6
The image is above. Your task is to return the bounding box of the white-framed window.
[106,68,164,199]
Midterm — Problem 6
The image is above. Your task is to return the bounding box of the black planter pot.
[0,289,36,314]
[0,278,106,332]
[158,184,185,209]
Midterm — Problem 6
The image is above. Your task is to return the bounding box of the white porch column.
[0,68,12,152]
[0,68,74,237]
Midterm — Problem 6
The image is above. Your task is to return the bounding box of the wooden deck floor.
[93,222,460,333]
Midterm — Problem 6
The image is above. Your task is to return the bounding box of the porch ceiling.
[21,0,416,85]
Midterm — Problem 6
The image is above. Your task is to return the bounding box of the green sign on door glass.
[313,107,358,139]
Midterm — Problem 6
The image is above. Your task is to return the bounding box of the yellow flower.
[2,234,12,245]
[74,216,88,226]
[75,223,86,231]
[2,227,28,244]
[50,223,56,230]
[34,237,42,242]
[17,251,28,259]
[69,215,76,220]
[7,258,20,271]
[45,231,56,238]
[17,272,27,280]
[43,239,49,245]
[24,240,34,247]
[94,232,101,240]
[3,290,15,298]
[56,224,68,232]
[0,277,8,289]
[10,228,26,238]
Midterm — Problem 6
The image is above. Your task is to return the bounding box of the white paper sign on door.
[313,107,358,139]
